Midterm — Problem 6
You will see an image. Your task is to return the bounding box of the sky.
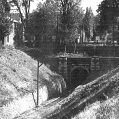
[30,0,45,12]
[81,0,103,15]
[30,0,103,15]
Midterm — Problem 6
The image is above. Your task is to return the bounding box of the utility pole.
[36,60,39,107]
[36,60,43,107]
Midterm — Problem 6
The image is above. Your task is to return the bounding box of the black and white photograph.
[1,0,119,119]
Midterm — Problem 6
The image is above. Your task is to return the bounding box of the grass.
[72,87,119,119]
[0,46,66,107]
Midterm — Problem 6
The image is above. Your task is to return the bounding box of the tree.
[82,7,94,41]
[59,0,82,52]
[27,0,60,48]
[0,0,10,13]
[92,14,100,41]
[9,0,34,41]
[97,0,119,34]
[27,8,51,47]
[27,0,83,53]
[97,0,119,46]
[0,0,12,44]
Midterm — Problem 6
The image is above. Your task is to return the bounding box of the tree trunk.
[74,42,76,54]
[64,44,66,53]
[22,26,25,42]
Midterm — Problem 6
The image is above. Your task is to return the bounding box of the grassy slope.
[72,76,119,119]
[14,66,119,119]
[0,47,66,107]
[72,95,119,119]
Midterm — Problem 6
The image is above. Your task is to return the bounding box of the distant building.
[4,9,21,46]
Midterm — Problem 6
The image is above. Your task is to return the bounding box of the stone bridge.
[24,46,119,88]
[46,56,119,88]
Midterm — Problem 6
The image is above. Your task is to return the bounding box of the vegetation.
[97,0,119,43]
[26,0,85,53]
[0,0,12,44]
[14,67,119,119]
[72,93,119,119]
[9,0,34,41]
[59,0,83,52]
[0,46,66,119]
[97,0,119,29]
[27,0,59,48]
[83,7,94,41]
[7,0,114,52]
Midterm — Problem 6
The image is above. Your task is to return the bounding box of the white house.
[4,11,21,46]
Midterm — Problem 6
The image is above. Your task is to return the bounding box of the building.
[4,9,21,46]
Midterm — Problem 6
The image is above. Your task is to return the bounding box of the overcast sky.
[30,0,44,12]
[30,0,103,15]
[81,0,103,15]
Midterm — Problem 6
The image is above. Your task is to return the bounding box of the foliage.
[91,14,100,40]
[0,0,10,14]
[14,23,23,48]
[9,0,34,41]
[83,7,94,40]
[0,0,12,44]
[59,0,82,44]
[27,9,51,46]
[27,0,60,48]
[27,0,84,53]
[97,0,119,33]
[0,18,12,37]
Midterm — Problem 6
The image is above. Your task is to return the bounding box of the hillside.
[72,95,119,119]
[0,46,66,119]
[13,66,119,119]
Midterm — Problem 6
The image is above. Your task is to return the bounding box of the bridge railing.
[66,45,119,57]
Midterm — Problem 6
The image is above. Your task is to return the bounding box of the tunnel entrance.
[70,67,89,89]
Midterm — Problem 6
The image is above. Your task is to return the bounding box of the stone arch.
[70,66,89,89]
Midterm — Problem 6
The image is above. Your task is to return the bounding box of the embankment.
[0,47,66,119]
[14,67,119,119]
